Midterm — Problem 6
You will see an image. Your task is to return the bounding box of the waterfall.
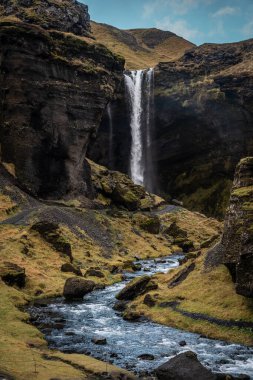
[124,70,144,186]
[107,103,114,167]
[124,68,155,192]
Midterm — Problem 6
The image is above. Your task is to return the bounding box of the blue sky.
[82,0,253,45]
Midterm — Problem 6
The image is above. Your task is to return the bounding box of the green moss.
[232,186,253,198]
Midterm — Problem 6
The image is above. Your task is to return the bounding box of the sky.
[82,0,253,45]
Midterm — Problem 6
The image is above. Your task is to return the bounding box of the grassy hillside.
[91,21,195,69]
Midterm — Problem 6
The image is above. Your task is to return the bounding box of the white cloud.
[211,6,237,17]
[156,16,199,40]
[242,20,253,37]
[143,0,214,18]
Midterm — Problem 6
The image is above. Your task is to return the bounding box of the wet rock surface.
[63,278,95,299]
[155,351,216,380]
[116,275,151,300]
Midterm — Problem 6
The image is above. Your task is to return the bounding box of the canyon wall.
[0,2,124,199]
[89,39,253,217]
[221,157,253,297]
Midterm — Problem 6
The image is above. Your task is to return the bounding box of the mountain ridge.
[91,21,195,69]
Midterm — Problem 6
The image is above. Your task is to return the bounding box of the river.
[29,255,253,378]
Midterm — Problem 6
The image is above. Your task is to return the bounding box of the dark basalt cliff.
[0,0,91,36]
[221,157,253,298]
[89,39,253,218]
[154,41,253,218]
[0,9,124,198]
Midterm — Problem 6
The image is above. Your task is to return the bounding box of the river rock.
[0,262,26,288]
[91,337,107,345]
[113,300,129,312]
[116,275,151,300]
[155,351,216,380]
[138,354,155,361]
[63,278,95,300]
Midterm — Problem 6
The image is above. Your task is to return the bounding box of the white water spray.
[124,70,145,186]
[124,68,155,191]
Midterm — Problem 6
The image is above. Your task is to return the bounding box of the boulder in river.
[155,351,216,380]
[116,275,151,300]
[63,278,95,300]
[91,337,107,345]
[138,354,155,360]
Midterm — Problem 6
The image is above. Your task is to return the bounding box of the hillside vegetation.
[91,21,195,69]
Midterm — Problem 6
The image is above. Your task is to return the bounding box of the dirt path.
[159,301,253,329]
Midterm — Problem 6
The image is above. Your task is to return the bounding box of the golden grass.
[0,194,18,221]
[91,22,194,69]
[130,253,253,345]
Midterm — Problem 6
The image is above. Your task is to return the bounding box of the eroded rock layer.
[0,19,124,198]
[222,157,253,298]
[0,0,91,36]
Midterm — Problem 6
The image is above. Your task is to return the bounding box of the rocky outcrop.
[221,157,253,297]
[0,262,26,288]
[89,160,165,210]
[0,0,91,36]
[0,11,124,199]
[155,351,216,380]
[31,221,73,261]
[89,39,253,218]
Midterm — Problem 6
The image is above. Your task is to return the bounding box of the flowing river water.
[29,255,253,378]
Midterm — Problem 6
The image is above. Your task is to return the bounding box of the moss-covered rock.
[221,157,253,297]
[0,0,91,37]
[89,159,165,211]
[116,276,151,301]
[133,213,161,234]
[0,262,26,288]
[31,221,73,262]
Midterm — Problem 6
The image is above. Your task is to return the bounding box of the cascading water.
[124,70,145,186]
[124,68,156,192]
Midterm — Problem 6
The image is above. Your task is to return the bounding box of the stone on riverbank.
[116,276,151,300]
[63,278,95,300]
[155,351,216,380]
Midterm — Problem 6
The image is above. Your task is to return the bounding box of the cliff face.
[153,40,253,217]
[221,157,253,298]
[89,39,253,217]
[0,0,91,36]
[0,15,124,198]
